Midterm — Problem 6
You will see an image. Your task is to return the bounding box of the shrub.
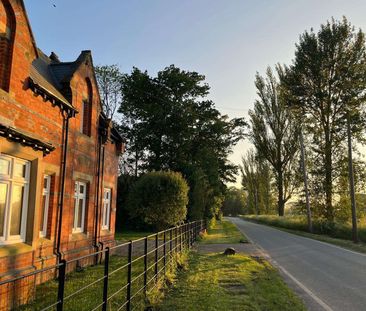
[127,171,189,230]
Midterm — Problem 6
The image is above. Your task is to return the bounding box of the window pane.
[0,183,7,237]
[77,198,83,228]
[10,185,24,236]
[44,177,48,190]
[0,158,10,175]
[40,195,46,232]
[79,184,85,195]
[102,204,107,226]
[14,162,26,178]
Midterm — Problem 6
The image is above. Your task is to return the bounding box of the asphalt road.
[228,217,366,311]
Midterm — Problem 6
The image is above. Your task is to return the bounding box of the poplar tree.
[283,17,366,223]
[249,67,300,216]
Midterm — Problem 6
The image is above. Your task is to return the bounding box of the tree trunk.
[347,112,358,243]
[299,129,312,233]
[278,170,285,216]
[135,149,138,177]
[254,186,259,216]
[324,132,334,221]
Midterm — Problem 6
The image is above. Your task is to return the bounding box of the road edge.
[228,217,334,311]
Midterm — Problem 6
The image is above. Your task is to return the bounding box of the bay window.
[0,154,30,244]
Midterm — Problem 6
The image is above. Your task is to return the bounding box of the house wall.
[0,0,121,287]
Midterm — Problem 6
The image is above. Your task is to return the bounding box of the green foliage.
[116,174,139,230]
[281,17,366,220]
[221,187,246,216]
[241,150,275,215]
[127,171,189,230]
[118,65,247,222]
[249,67,301,216]
[243,215,366,243]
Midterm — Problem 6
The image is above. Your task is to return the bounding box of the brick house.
[0,0,123,287]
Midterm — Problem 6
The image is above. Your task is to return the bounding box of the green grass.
[115,229,155,241]
[154,219,305,310]
[199,220,247,244]
[19,249,187,311]
[154,252,306,311]
[241,215,366,254]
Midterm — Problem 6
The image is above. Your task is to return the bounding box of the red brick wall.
[0,0,120,284]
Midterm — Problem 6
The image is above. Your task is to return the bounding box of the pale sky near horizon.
[25,0,366,186]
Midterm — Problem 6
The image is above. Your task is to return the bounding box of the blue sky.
[25,0,366,186]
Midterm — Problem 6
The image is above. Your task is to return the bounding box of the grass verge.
[242,215,366,254]
[154,219,305,311]
[199,219,248,244]
[155,253,305,310]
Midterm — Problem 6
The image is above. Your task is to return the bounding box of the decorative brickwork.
[0,0,15,91]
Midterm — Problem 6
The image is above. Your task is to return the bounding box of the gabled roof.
[29,50,95,112]
[30,49,72,110]
[50,50,92,84]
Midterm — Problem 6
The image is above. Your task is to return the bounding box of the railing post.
[57,259,66,311]
[179,225,182,252]
[163,231,166,275]
[102,247,110,311]
[126,242,132,311]
[184,224,189,249]
[175,227,178,254]
[155,234,158,282]
[144,237,148,295]
[187,223,190,248]
[169,229,173,256]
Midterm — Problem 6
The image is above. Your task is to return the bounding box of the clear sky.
[25,0,366,186]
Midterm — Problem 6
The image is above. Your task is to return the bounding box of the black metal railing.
[0,220,204,311]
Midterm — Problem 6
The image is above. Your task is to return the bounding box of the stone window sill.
[70,232,88,241]
[0,242,33,257]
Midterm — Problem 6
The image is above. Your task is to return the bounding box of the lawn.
[199,219,247,244]
[155,219,305,311]
[115,229,155,241]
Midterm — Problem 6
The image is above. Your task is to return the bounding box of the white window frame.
[73,181,87,233]
[102,188,111,230]
[40,175,51,238]
[0,154,30,245]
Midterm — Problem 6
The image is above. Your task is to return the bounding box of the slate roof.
[29,49,92,112]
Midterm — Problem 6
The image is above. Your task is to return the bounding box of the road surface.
[228,217,366,311]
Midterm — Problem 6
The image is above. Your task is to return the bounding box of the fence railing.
[0,220,204,311]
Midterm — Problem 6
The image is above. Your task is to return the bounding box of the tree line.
[242,17,366,242]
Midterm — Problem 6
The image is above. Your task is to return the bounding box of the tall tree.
[241,150,273,215]
[95,65,123,120]
[249,67,300,216]
[119,65,247,221]
[283,17,366,222]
